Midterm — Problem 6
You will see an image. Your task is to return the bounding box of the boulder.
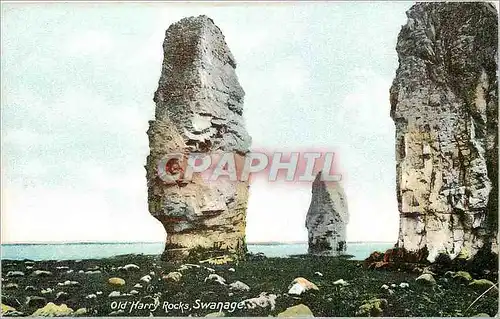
[356,298,387,316]
[41,288,53,295]
[4,283,18,290]
[140,275,152,283]
[277,304,314,317]
[200,256,234,265]
[109,309,125,316]
[452,271,472,283]
[469,279,495,289]
[31,303,74,317]
[119,264,140,271]
[205,311,225,317]
[241,292,277,311]
[333,279,349,287]
[57,280,80,287]
[54,292,69,303]
[108,277,125,286]
[163,272,182,283]
[32,270,52,277]
[399,282,409,288]
[288,277,319,296]
[74,308,87,316]
[229,281,250,292]
[1,304,21,316]
[6,271,24,277]
[108,291,121,298]
[204,274,226,286]
[415,274,436,286]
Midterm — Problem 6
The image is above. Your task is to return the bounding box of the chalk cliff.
[306,173,349,256]
[390,3,498,262]
[145,15,251,260]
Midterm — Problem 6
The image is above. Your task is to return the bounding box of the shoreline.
[1,254,498,317]
[1,242,395,262]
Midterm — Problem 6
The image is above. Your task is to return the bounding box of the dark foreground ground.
[1,254,498,317]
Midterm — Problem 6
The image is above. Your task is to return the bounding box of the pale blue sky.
[1,2,413,243]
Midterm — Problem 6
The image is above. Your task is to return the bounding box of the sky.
[1,1,414,244]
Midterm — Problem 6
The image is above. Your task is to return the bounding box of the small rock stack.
[306,172,349,256]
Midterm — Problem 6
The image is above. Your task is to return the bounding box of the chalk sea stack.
[306,172,349,256]
[390,3,498,262]
[145,15,251,260]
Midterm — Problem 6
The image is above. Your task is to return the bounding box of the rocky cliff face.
[306,173,349,256]
[146,15,251,260]
[390,3,498,262]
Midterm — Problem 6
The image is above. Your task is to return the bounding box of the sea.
[0,242,393,261]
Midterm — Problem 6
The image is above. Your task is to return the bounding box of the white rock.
[228,268,236,272]
[6,271,25,277]
[140,275,152,283]
[85,294,97,299]
[229,281,250,292]
[41,288,53,294]
[134,283,143,289]
[32,270,52,277]
[314,272,323,277]
[333,279,349,286]
[204,274,226,286]
[177,265,190,272]
[399,282,409,288]
[120,264,140,271]
[5,283,19,289]
[287,278,319,296]
[381,284,389,290]
[288,283,306,296]
[108,291,121,298]
[242,292,277,311]
[57,280,79,287]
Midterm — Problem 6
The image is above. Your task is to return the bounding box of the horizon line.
[0,240,395,246]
